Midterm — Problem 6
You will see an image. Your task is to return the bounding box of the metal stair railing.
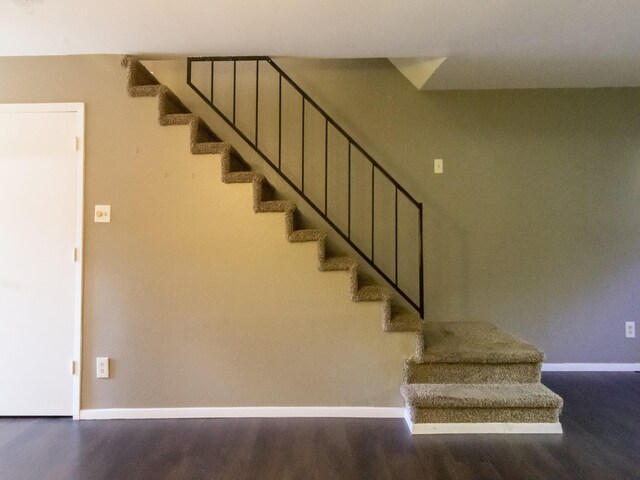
[187,56,424,318]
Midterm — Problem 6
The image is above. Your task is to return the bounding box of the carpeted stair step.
[255,200,296,214]
[223,171,260,184]
[406,321,544,384]
[385,310,422,332]
[122,56,161,96]
[191,117,221,144]
[192,141,228,155]
[188,116,223,154]
[321,256,357,272]
[159,113,197,126]
[401,383,563,424]
[220,147,257,184]
[353,285,392,302]
[128,84,162,97]
[158,87,191,116]
[288,229,327,243]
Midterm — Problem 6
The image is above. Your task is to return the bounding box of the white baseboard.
[542,363,640,372]
[404,414,562,435]
[79,406,405,420]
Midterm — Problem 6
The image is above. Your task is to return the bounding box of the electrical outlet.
[625,321,635,338]
[97,357,110,378]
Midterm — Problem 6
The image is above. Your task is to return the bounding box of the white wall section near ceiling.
[2,0,640,88]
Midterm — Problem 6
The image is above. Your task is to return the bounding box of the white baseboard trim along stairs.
[120,55,564,434]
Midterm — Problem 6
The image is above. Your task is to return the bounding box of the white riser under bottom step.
[404,412,563,435]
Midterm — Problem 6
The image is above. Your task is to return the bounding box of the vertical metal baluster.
[278,74,282,170]
[347,143,351,239]
[418,203,424,319]
[255,60,259,146]
[210,61,214,104]
[324,119,328,214]
[371,164,375,262]
[232,60,237,124]
[395,187,398,284]
[301,98,305,193]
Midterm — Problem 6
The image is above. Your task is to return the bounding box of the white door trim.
[0,103,85,419]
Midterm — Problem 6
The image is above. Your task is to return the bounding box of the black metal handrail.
[187,56,424,318]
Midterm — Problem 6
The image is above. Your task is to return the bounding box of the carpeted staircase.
[122,55,422,334]
[121,55,563,434]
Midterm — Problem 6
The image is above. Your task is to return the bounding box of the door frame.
[0,103,85,419]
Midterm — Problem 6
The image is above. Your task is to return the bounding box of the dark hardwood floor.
[0,373,638,480]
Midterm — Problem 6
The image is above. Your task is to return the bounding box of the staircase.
[123,55,422,333]
[121,55,563,434]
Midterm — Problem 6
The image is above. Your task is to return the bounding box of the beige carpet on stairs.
[403,321,563,430]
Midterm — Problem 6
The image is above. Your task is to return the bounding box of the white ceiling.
[3,0,640,89]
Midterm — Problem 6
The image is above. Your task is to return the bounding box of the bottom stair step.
[401,383,563,425]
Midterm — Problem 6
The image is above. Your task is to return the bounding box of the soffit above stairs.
[388,57,447,90]
[3,1,640,89]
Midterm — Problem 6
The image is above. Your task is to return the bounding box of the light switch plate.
[434,158,444,174]
[94,205,111,223]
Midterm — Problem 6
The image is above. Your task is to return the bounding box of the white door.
[0,105,82,416]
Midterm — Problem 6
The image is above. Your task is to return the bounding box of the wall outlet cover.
[625,321,635,338]
[97,357,110,378]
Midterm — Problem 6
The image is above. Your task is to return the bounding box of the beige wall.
[147,57,640,363]
[0,55,414,409]
[257,58,640,363]
[1,53,638,415]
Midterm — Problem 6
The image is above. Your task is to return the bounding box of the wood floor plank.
[0,373,638,480]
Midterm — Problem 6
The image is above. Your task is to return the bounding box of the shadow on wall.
[423,198,470,322]
[268,58,475,321]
